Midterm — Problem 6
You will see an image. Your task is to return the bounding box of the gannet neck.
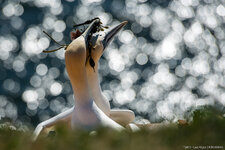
[65,36,92,107]
[83,21,128,117]
[86,62,110,116]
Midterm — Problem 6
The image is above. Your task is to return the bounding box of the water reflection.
[0,0,225,127]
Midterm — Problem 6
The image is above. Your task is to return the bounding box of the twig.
[73,17,100,28]
[42,31,68,53]
[43,46,64,53]
[43,31,64,47]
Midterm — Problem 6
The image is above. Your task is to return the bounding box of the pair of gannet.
[33,20,136,140]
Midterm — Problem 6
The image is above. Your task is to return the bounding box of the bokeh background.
[0,0,225,128]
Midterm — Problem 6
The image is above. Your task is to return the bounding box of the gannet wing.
[32,107,74,141]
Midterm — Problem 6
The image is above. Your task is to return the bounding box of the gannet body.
[33,20,135,140]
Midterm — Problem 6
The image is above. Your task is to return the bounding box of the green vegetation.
[0,107,224,150]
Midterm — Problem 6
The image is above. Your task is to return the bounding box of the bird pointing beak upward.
[81,19,127,51]
[102,21,128,49]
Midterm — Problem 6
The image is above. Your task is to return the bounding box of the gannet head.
[65,19,101,65]
[87,21,128,63]
[66,19,127,71]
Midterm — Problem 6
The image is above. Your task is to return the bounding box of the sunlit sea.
[0,0,225,127]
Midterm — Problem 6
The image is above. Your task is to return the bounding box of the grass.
[0,107,224,150]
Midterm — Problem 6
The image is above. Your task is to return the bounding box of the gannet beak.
[82,19,101,45]
[102,21,128,49]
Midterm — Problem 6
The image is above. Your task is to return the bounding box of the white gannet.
[66,19,123,130]
[33,20,135,140]
[85,21,135,127]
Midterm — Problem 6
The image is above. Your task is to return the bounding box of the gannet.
[33,19,135,140]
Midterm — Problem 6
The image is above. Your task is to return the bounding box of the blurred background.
[0,0,225,128]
